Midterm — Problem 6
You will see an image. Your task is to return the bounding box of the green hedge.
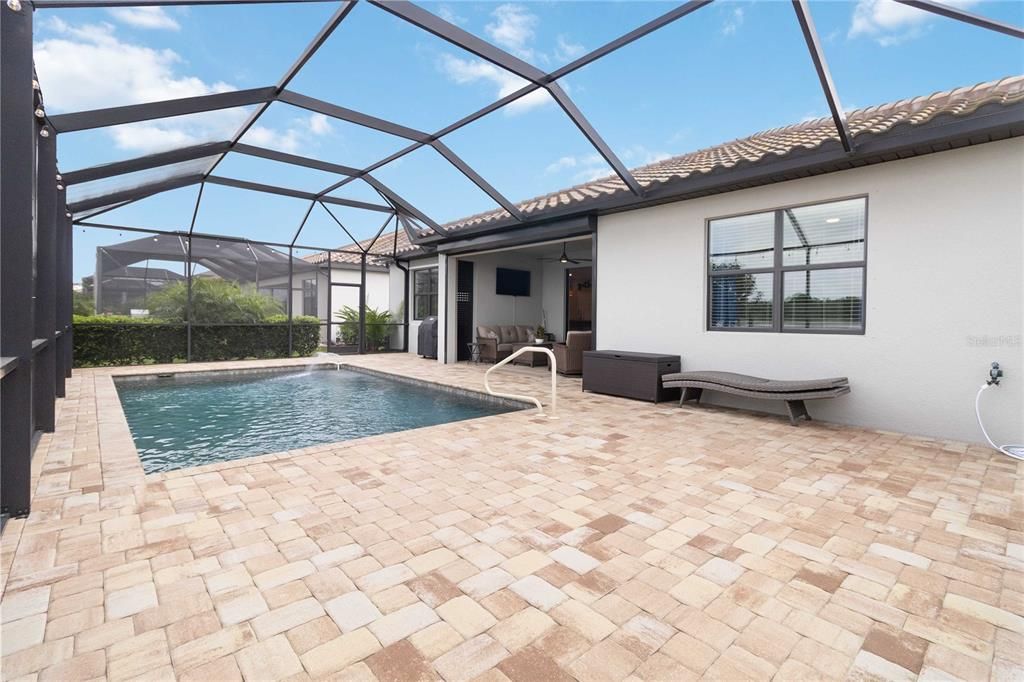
[73,315,321,367]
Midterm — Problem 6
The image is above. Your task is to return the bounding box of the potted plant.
[534,325,546,343]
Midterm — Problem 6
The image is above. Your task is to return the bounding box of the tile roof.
[302,228,418,266]
[313,75,1023,257]
[440,75,1024,234]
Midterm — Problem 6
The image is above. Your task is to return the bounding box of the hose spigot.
[988,362,1003,386]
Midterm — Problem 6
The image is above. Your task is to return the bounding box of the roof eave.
[426,101,1024,247]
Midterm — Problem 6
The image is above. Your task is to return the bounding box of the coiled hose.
[975,384,1024,461]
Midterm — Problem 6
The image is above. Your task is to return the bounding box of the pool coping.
[104,358,535,479]
[336,363,533,410]
[112,360,533,409]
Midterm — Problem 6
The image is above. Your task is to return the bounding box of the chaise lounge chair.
[661,371,850,425]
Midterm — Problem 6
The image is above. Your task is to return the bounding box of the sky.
[33,0,1023,282]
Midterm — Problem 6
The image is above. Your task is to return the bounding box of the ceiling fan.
[539,242,593,265]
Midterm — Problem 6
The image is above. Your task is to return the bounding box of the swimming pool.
[115,366,523,474]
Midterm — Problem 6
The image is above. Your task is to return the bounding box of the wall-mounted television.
[496,268,530,297]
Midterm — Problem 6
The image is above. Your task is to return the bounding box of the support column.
[287,247,294,356]
[589,215,598,350]
[358,253,367,354]
[186,235,193,360]
[33,117,58,432]
[326,253,333,350]
[1,0,35,518]
[64,215,74,377]
[436,254,449,364]
[394,260,410,353]
[55,192,69,396]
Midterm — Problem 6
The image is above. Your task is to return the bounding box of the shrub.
[147,278,284,323]
[72,290,94,316]
[73,316,185,366]
[73,315,320,367]
[334,305,394,351]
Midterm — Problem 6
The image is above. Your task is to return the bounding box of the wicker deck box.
[582,350,681,403]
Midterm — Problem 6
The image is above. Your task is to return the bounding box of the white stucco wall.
[596,140,1024,443]
[261,265,389,344]
[404,255,439,356]
[387,262,408,351]
[541,261,571,340]
[469,252,545,330]
[324,266,389,313]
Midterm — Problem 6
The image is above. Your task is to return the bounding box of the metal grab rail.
[484,346,557,419]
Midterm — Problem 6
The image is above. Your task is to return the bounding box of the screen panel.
[441,87,617,209]
[372,145,502,225]
[559,1,823,177]
[73,225,189,362]
[215,152,346,194]
[287,1,523,132]
[806,0,1022,117]
[237,101,413,173]
[413,1,681,73]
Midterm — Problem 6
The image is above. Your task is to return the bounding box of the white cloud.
[34,18,330,155]
[620,144,671,166]
[555,35,585,62]
[544,155,580,174]
[436,4,467,26]
[108,7,180,31]
[108,122,198,152]
[668,128,692,145]
[307,113,333,136]
[543,152,611,183]
[437,53,549,114]
[36,18,229,112]
[722,7,744,36]
[849,0,979,44]
[437,4,587,111]
[243,114,334,154]
[544,145,671,184]
[479,4,585,66]
[485,3,537,60]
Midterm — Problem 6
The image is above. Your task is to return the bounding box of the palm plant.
[334,305,394,351]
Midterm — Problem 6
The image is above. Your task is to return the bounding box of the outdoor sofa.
[662,371,850,424]
[476,325,537,363]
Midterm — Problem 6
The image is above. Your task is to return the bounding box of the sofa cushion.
[499,326,518,343]
[565,331,592,348]
[477,326,499,341]
[497,343,515,351]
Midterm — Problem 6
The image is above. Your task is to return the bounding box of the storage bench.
[582,350,681,402]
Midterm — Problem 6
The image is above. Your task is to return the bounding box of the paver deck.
[1,354,1021,681]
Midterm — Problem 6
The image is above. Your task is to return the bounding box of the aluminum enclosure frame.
[4,0,1021,524]
[50,0,1019,238]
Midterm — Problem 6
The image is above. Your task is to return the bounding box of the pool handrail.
[483,346,557,419]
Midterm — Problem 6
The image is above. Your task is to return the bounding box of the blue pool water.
[115,367,521,473]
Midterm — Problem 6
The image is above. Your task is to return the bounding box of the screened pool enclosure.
[1,0,1019,518]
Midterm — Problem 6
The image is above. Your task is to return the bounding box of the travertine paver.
[1,353,1022,681]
